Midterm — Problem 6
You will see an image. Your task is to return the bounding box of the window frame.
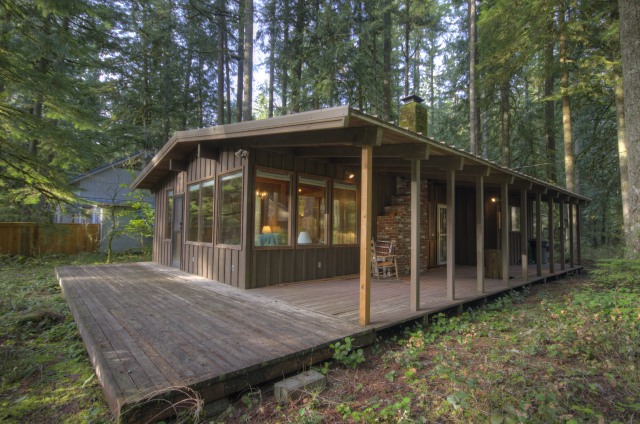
[295,174,330,248]
[216,168,244,249]
[254,167,294,249]
[165,188,174,240]
[185,178,215,245]
[331,180,359,246]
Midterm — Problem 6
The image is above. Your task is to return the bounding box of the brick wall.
[376,179,429,275]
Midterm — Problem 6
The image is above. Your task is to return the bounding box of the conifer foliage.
[0,0,637,252]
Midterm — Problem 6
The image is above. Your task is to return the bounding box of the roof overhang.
[131,106,589,203]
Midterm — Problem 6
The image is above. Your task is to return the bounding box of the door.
[171,195,184,268]
[437,203,447,265]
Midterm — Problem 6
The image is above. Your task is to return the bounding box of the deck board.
[57,261,581,421]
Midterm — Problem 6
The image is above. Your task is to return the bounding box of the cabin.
[58,153,154,252]
[132,98,587,326]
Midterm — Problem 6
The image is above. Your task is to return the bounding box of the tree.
[0,0,110,215]
[468,0,479,155]
[619,0,640,254]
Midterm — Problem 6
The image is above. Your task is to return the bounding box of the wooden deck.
[57,261,581,422]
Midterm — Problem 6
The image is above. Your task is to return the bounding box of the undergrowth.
[0,252,149,423]
[220,260,640,423]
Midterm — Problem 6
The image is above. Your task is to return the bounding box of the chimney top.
[400,94,424,104]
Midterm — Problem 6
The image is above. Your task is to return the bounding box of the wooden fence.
[0,223,100,256]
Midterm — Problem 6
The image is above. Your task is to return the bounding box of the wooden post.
[410,159,420,310]
[359,145,373,326]
[446,168,456,301]
[559,200,565,271]
[576,203,582,266]
[521,189,528,283]
[568,202,575,268]
[536,192,542,277]
[501,181,509,286]
[476,175,484,293]
[548,197,555,274]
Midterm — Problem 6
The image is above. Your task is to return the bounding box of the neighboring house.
[56,152,155,253]
[131,99,587,323]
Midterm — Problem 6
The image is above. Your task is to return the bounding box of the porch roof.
[131,106,588,203]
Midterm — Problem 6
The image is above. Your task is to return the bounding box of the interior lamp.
[261,225,272,234]
[297,231,312,244]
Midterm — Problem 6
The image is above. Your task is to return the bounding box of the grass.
[0,252,148,424]
[220,261,640,423]
[1,253,638,423]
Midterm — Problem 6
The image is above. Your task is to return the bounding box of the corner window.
[218,171,243,246]
[165,190,173,239]
[297,176,327,245]
[186,180,214,243]
[255,170,291,246]
[332,182,357,244]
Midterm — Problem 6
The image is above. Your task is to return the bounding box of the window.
[297,176,327,245]
[332,181,357,244]
[255,170,291,246]
[218,171,243,245]
[165,190,173,239]
[511,206,520,232]
[186,180,214,243]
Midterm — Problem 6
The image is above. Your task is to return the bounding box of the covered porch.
[57,260,581,422]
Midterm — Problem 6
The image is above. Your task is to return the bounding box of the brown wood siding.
[252,246,359,288]
[148,146,247,287]
[248,148,368,288]
[152,172,183,267]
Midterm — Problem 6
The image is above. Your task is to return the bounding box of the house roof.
[131,106,588,203]
[71,151,147,184]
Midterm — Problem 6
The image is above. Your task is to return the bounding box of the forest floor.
[0,254,638,423]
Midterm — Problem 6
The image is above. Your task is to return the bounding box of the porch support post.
[548,197,555,274]
[568,202,575,268]
[359,145,373,326]
[446,168,456,301]
[410,159,421,310]
[501,181,509,286]
[520,189,528,283]
[536,192,542,277]
[576,203,582,266]
[559,200,566,271]
[476,175,485,293]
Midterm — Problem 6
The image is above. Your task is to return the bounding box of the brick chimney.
[399,95,428,135]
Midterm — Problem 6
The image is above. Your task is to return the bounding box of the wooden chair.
[371,239,399,280]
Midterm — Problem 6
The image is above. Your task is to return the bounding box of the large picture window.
[255,170,291,246]
[218,171,243,246]
[186,180,214,243]
[297,176,327,245]
[165,189,173,239]
[332,182,357,244]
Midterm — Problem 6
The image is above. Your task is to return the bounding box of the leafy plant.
[330,337,365,369]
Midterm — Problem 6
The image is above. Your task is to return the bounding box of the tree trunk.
[225,30,232,124]
[281,0,289,114]
[500,79,510,167]
[236,0,245,122]
[403,0,410,97]
[291,0,304,113]
[544,33,556,183]
[242,0,253,121]
[619,0,640,255]
[615,75,630,246]
[559,5,574,192]
[267,0,276,117]
[216,0,226,124]
[382,7,392,121]
[468,0,478,155]
[182,48,193,130]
